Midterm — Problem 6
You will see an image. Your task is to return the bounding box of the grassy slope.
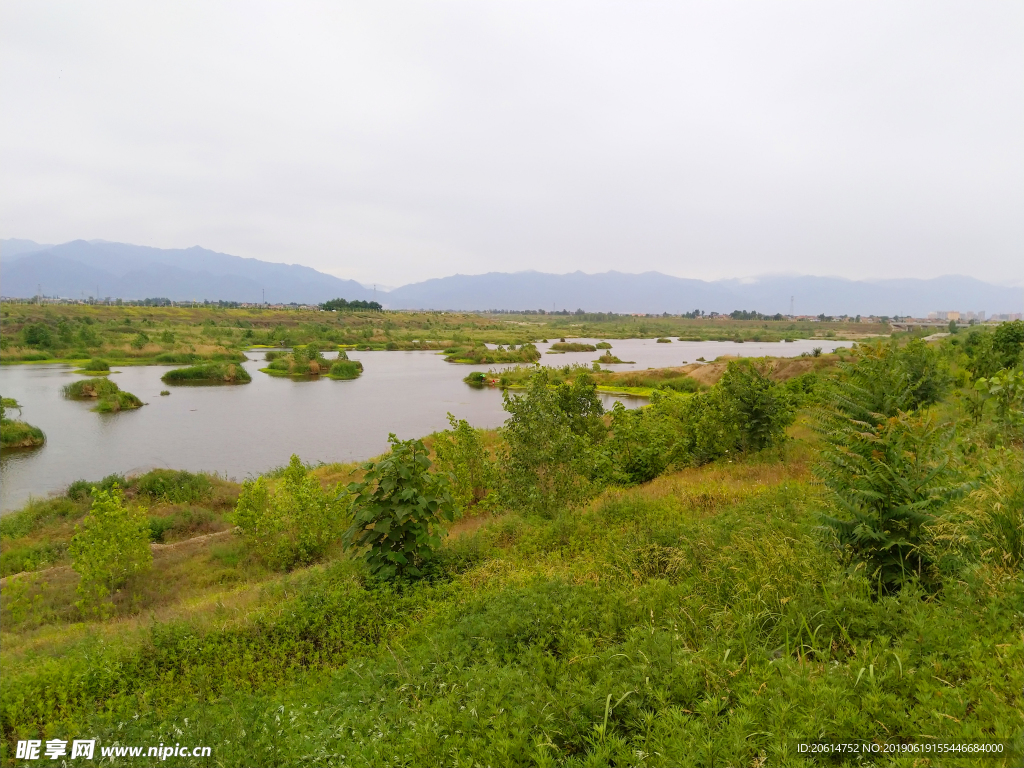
[1,430,1020,766]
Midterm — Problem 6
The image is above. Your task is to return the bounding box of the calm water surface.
[0,338,849,512]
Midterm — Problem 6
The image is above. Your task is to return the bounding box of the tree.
[816,412,967,593]
[344,435,454,579]
[69,485,152,613]
[498,370,601,516]
[433,413,494,512]
[233,455,342,570]
[717,360,795,452]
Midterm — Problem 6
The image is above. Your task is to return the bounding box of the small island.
[161,363,252,385]
[327,351,363,380]
[443,343,541,365]
[595,352,633,364]
[260,344,363,379]
[62,378,143,412]
[76,358,112,374]
[547,342,597,353]
[0,397,45,448]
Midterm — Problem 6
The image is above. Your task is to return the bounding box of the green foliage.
[829,339,950,426]
[344,435,455,579]
[62,377,120,399]
[130,331,150,349]
[68,485,152,612]
[320,297,382,311]
[973,368,1024,433]
[21,322,53,347]
[328,352,363,379]
[595,341,612,349]
[498,371,604,516]
[93,390,144,412]
[433,413,495,511]
[82,358,110,372]
[66,473,126,501]
[816,411,968,593]
[160,362,251,384]
[135,469,213,504]
[444,343,541,365]
[718,360,795,452]
[0,419,45,448]
[234,455,342,570]
[607,399,674,484]
[549,342,597,352]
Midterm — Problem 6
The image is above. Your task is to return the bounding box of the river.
[0,337,849,512]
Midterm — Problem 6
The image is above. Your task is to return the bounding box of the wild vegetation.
[261,344,334,377]
[443,342,542,365]
[0,397,45,449]
[61,377,143,412]
[327,350,364,380]
[548,341,597,353]
[0,321,1021,766]
[160,362,252,384]
[1,302,887,368]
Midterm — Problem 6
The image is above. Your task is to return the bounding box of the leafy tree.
[234,455,342,570]
[343,435,454,579]
[992,319,1024,370]
[69,485,152,612]
[433,413,494,512]
[607,399,674,484]
[816,411,968,594]
[717,360,795,452]
[21,323,53,347]
[498,371,600,516]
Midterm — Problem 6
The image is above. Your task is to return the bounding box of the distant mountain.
[2,239,1020,315]
[0,239,372,304]
[384,270,1023,317]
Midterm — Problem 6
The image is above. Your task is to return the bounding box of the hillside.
[3,239,1022,315]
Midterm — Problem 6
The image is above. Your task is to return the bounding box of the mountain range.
[2,239,1021,316]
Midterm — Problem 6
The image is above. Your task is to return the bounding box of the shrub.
[595,341,612,349]
[498,371,603,516]
[433,413,494,512]
[344,435,455,579]
[94,391,144,412]
[549,342,597,352]
[67,474,126,501]
[717,359,795,452]
[21,323,54,347]
[233,455,342,570]
[607,400,674,484]
[83,358,110,372]
[134,469,213,504]
[816,411,968,593]
[69,485,152,612]
[328,360,363,379]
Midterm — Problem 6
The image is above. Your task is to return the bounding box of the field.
[1,323,1021,767]
[0,303,887,367]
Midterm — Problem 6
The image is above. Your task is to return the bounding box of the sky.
[2,1,1022,287]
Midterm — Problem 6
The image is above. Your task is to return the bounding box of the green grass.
[327,359,363,379]
[549,342,597,353]
[0,419,45,448]
[62,377,120,399]
[160,363,252,384]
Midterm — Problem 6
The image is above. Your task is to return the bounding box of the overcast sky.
[2,1,1021,286]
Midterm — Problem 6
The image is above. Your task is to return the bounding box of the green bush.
[83,358,110,372]
[344,435,455,579]
[433,413,494,512]
[497,371,604,516]
[69,485,153,612]
[94,390,144,412]
[328,360,363,379]
[67,473,126,501]
[134,469,213,504]
[816,411,968,593]
[234,455,342,570]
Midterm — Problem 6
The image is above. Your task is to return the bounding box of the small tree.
[433,413,495,512]
[816,411,968,593]
[69,485,152,613]
[233,455,341,570]
[344,435,454,580]
[717,360,795,452]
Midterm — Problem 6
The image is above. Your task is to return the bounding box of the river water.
[0,337,849,512]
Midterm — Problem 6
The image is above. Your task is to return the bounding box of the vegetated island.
[0,322,1020,763]
[443,343,541,365]
[260,345,363,380]
[595,352,634,365]
[547,342,597,353]
[75,358,112,375]
[62,377,144,412]
[0,396,45,448]
[161,363,252,385]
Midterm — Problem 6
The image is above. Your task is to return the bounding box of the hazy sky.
[2,1,1021,286]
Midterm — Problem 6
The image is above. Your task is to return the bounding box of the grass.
[1,439,1019,765]
[548,342,597,353]
[160,363,252,384]
[0,419,45,449]
[327,359,363,379]
[62,377,143,412]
